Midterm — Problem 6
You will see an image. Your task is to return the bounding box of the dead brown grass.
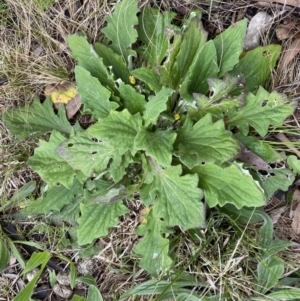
[2,0,300,300]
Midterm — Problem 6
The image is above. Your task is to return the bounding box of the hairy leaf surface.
[56,133,117,177]
[67,35,114,90]
[94,42,130,83]
[180,40,218,99]
[28,131,75,188]
[213,19,247,76]
[227,87,297,136]
[135,129,176,167]
[193,162,265,208]
[75,66,112,119]
[138,8,177,67]
[119,82,146,114]
[231,45,281,92]
[171,15,207,87]
[134,214,172,276]
[77,201,129,245]
[102,0,139,64]
[26,180,82,214]
[87,110,143,155]
[175,115,240,168]
[146,162,204,229]
[2,98,72,140]
[143,87,174,126]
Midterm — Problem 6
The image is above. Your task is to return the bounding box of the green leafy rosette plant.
[3,0,297,276]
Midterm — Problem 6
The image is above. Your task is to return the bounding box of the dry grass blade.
[251,0,300,7]
[278,38,300,74]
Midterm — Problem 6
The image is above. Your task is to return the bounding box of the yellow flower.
[129,75,136,85]
[174,113,180,120]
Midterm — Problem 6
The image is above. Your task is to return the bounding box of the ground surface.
[2,1,300,300]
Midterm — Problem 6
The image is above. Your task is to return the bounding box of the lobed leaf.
[2,98,72,140]
[56,133,118,177]
[174,115,240,169]
[77,201,129,245]
[146,162,205,229]
[213,19,247,76]
[143,87,174,126]
[134,214,173,276]
[26,180,82,214]
[135,128,176,167]
[87,110,143,155]
[193,162,266,208]
[102,0,139,64]
[227,86,297,136]
[27,131,75,188]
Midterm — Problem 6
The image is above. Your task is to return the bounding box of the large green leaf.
[174,115,240,169]
[134,213,172,276]
[171,15,207,87]
[138,8,177,67]
[193,162,266,208]
[77,201,129,245]
[28,131,75,188]
[146,162,205,229]
[67,35,115,90]
[87,110,143,155]
[231,45,281,92]
[2,98,72,140]
[75,66,112,119]
[56,132,117,177]
[94,42,130,83]
[101,0,139,64]
[130,68,161,93]
[213,19,247,76]
[26,180,82,214]
[227,86,297,136]
[143,87,174,126]
[180,40,219,99]
[119,82,146,115]
[135,128,176,167]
